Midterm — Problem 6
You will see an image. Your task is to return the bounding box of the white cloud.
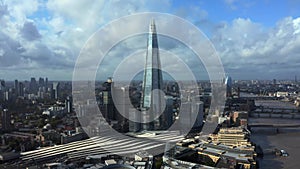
[4,0,39,23]
[212,16,300,79]
[0,0,299,80]
[46,0,106,34]
[0,0,176,80]
[223,0,255,10]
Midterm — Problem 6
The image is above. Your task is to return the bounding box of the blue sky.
[198,1,297,26]
[0,0,300,81]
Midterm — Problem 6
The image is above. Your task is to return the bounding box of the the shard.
[140,19,164,130]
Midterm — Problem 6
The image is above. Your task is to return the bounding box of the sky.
[0,0,300,81]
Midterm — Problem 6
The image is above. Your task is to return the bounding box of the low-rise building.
[209,127,251,147]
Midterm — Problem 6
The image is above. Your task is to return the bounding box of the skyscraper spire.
[149,18,156,33]
[140,19,164,130]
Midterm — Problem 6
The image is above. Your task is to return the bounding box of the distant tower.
[1,109,11,131]
[14,79,19,96]
[45,77,48,88]
[65,96,73,113]
[129,108,141,132]
[0,80,5,91]
[140,19,164,130]
[38,77,45,87]
[113,86,130,132]
[0,80,5,101]
[52,82,60,100]
[273,79,277,85]
[30,77,38,94]
[19,82,24,97]
[101,77,116,123]
[225,76,232,97]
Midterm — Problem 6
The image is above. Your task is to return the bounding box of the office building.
[65,96,73,113]
[0,80,5,91]
[101,78,115,122]
[140,19,164,130]
[29,77,38,94]
[0,80,5,101]
[1,109,11,131]
[192,101,204,129]
[129,108,141,132]
[39,77,45,87]
[4,91,10,101]
[179,100,204,132]
[18,82,24,97]
[38,87,44,99]
[160,96,175,129]
[52,82,60,100]
[45,77,48,88]
[225,76,232,97]
[14,80,19,96]
[113,87,130,132]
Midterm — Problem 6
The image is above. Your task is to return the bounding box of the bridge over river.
[249,100,300,119]
[248,117,300,129]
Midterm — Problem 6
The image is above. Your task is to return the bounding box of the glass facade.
[141,20,164,129]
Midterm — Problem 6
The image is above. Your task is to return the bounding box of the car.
[280,150,289,157]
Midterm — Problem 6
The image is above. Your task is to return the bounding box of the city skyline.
[1,1,300,168]
[0,1,300,80]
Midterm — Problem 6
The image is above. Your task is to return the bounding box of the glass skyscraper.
[140,19,164,130]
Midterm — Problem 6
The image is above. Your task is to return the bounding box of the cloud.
[20,21,41,41]
[4,0,39,23]
[0,3,8,19]
[224,0,239,10]
[212,16,300,79]
[0,0,299,81]
[0,0,177,80]
[0,31,24,67]
[46,0,106,31]
[46,0,172,36]
[0,0,86,79]
[223,0,255,10]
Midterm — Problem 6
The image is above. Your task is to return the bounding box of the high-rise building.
[39,77,45,87]
[4,91,10,101]
[0,80,5,91]
[38,87,44,99]
[65,96,73,113]
[273,79,277,85]
[1,108,11,131]
[129,108,141,132]
[179,102,192,132]
[0,80,4,101]
[19,82,24,97]
[161,96,175,129]
[101,78,115,122]
[29,77,38,94]
[192,100,204,129]
[14,79,19,96]
[179,100,204,132]
[225,76,232,97]
[113,86,130,132]
[45,77,48,88]
[52,82,60,100]
[140,19,164,130]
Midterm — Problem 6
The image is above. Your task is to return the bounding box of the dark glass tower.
[225,76,232,97]
[140,19,164,130]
